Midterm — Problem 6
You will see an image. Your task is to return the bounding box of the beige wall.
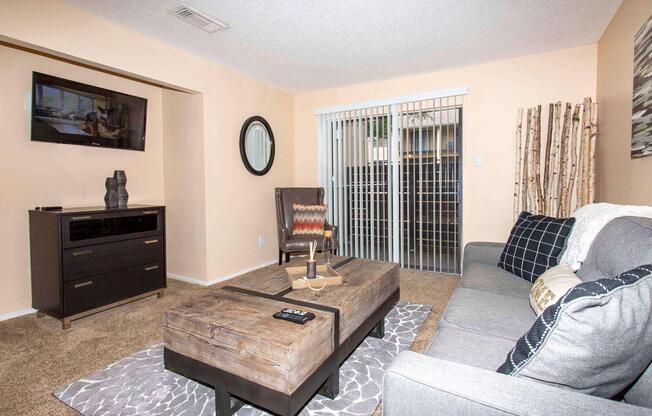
[162,90,207,280]
[0,0,294,315]
[204,68,294,279]
[596,0,652,205]
[0,44,165,314]
[294,45,598,246]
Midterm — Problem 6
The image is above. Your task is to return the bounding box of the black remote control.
[281,308,316,320]
[273,308,315,324]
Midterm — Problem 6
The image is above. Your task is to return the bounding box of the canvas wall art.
[632,14,652,159]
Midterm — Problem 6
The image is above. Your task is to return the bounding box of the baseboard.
[166,272,207,286]
[0,307,37,322]
[167,258,277,287]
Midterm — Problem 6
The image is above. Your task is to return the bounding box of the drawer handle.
[144,265,159,271]
[73,249,93,256]
[71,215,92,221]
[142,210,159,215]
[144,239,159,245]
[74,280,93,288]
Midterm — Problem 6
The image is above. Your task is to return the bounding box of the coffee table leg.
[370,317,385,339]
[318,370,339,399]
[215,386,245,416]
[215,387,230,416]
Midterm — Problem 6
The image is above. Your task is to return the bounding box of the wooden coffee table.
[163,256,399,416]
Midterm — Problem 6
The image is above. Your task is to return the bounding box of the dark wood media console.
[29,205,166,329]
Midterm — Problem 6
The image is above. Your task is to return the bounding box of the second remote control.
[273,311,311,324]
[281,308,316,321]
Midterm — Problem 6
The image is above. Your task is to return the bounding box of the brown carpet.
[0,269,458,416]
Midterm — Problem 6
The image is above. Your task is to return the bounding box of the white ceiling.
[62,0,621,93]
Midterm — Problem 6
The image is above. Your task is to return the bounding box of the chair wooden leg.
[285,252,291,263]
[279,249,283,265]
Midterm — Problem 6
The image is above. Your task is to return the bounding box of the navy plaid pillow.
[498,211,575,282]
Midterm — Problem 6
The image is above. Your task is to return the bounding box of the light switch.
[474,154,483,167]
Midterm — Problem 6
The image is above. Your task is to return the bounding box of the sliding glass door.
[317,93,464,274]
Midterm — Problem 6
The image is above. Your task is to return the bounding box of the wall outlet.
[258,235,267,247]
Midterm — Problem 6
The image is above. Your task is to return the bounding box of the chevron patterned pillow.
[292,204,327,236]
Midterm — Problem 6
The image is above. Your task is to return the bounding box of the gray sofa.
[383,216,652,415]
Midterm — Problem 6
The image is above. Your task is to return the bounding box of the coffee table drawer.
[64,261,165,315]
[63,236,164,281]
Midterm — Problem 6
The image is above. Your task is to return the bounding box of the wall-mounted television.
[31,72,148,151]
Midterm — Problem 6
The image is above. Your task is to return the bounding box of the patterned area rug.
[54,301,430,416]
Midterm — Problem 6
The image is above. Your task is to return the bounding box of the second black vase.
[104,177,118,207]
[113,170,129,207]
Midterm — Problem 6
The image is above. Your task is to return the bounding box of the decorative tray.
[284,264,343,290]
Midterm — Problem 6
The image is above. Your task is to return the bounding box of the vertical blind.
[317,92,465,273]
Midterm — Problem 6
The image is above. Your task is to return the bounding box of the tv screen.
[31,72,147,151]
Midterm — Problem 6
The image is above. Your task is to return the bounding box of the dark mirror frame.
[239,115,275,176]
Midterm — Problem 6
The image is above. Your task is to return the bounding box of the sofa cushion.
[461,263,532,299]
[425,327,516,371]
[624,361,652,408]
[577,216,652,282]
[497,265,652,399]
[439,288,536,341]
[498,211,576,283]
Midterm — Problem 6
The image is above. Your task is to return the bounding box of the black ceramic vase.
[104,177,118,207]
[113,170,129,207]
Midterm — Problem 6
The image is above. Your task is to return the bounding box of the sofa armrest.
[463,241,505,271]
[383,352,651,416]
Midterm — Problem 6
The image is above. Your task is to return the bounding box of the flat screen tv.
[31,72,147,151]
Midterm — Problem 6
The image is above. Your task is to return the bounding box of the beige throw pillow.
[529,264,582,316]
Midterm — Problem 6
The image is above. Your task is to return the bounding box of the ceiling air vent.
[168,4,229,33]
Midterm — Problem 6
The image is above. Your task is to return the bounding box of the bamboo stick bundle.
[542,103,554,214]
[527,108,538,211]
[549,102,562,216]
[533,105,543,213]
[522,108,532,212]
[514,108,524,220]
[566,104,581,215]
[557,103,572,217]
[513,98,597,218]
[588,102,598,204]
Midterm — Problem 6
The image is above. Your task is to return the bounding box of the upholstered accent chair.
[275,187,338,264]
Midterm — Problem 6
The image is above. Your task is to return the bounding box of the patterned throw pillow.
[529,264,581,316]
[498,265,652,398]
[498,211,576,282]
[292,204,327,236]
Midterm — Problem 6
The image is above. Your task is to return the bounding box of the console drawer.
[61,208,163,249]
[63,236,164,281]
[63,262,165,316]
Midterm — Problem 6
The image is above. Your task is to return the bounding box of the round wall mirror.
[239,116,275,176]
